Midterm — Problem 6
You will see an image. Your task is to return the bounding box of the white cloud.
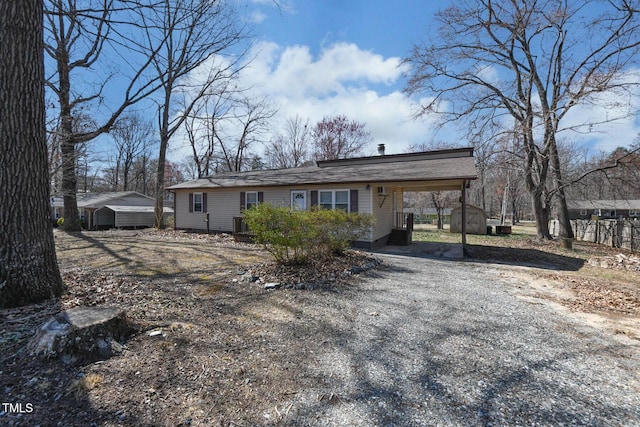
[169,41,440,163]
[235,41,434,154]
[248,10,267,24]
[559,72,640,152]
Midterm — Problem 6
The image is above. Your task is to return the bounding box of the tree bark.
[61,135,81,231]
[549,137,574,239]
[0,0,64,308]
[531,194,551,240]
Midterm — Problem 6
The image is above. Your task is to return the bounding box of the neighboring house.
[567,200,640,220]
[51,191,173,230]
[167,147,478,248]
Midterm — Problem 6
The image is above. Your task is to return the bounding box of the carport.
[384,178,474,255]
[94,205,173,229]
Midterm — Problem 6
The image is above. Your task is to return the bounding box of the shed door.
[291,191,306,210]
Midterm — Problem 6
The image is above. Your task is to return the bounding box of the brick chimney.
[377,144,385,156]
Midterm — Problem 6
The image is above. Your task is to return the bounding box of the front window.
[318,190,349,212]
[335,190,349,211]
[246,191,258,209]
[193,192,203,213]
[630,210,638,217]
[579,209,587,216]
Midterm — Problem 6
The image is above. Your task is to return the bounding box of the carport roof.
[168,147,477,191]
[50,191,153,208]
[101,205,174,213]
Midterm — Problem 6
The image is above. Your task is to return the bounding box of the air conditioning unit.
[377,186,388,196]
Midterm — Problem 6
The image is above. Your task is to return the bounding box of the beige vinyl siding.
[174,184,373,235]
[371,184,395,241]
[208,191,241,231]
[174,190,208,230]
[263,189,293,207]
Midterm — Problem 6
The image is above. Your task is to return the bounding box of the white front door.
[291,191,307,210]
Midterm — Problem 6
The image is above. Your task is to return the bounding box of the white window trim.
[193,192,203,213]
[318,189,350,212]
[245,191,258,210]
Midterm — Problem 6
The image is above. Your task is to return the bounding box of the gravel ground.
[3,232,639,426]
[284,252,640,426]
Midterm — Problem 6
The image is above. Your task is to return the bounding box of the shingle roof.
[102,205,173,213]
[50,191,153,208]
[168,148,477,190]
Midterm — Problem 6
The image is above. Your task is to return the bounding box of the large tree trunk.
[61,135,82,231]
[0,0,64,308]
[522,128,552,240]
[154,124,170,229]
[56,32,82,232]
[549,139,574,239]
[531,195,552,240]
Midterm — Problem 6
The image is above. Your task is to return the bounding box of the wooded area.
[404,0,640,239]
[43,0,640,238]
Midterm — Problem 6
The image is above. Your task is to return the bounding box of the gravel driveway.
[287,252,640,426]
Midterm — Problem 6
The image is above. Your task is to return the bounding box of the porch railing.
[395,212,414,230]
[232,216,253,242]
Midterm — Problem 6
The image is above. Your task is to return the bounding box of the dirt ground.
[1,229,639,426]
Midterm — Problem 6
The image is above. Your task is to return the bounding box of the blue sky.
[252,1,435,65]
[169,0,450,161]
[160,0,640,164]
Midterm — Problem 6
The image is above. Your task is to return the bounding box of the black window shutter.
[258,191,264,203]
[240,192,245,211]
[350,189,358,213]
[188,193,193,213]
[310,190,318,207]
[203,193,208,213]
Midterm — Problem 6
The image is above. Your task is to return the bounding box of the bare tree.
[213,96,278,172]
[568,140,640,200]
[44,0,166,231]
[184,101,218,178]
[312,115,372,160]
[405,0,640,239]
[109,113,155,191]
[1,0,64,307]
[265,115,312,169]
[182,87,236,178]
[140,0,248,227]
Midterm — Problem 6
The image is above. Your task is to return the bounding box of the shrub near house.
[243,204,374,265]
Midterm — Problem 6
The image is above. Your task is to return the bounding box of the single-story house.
[167,147,478,249]
[51,191,174,230]
[567,200,640,220]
